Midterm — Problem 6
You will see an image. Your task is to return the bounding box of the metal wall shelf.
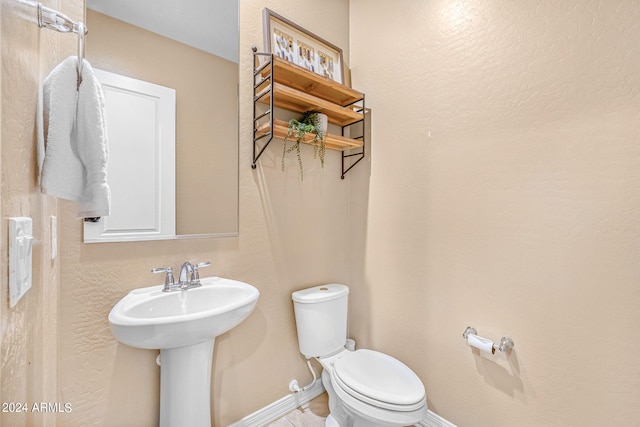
[252,47,366,179]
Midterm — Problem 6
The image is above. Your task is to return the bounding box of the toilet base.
[325,414,340,427]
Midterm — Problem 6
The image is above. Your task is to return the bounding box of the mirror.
[85,0,239,240]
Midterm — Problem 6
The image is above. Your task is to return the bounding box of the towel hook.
[76,21,85,85]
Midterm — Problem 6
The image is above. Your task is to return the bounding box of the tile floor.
[267,393,330,427]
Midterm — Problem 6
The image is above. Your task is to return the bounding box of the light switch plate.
[9,217,33,308]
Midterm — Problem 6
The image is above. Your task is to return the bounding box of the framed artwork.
[273,28,294,62]
[263,8,344,84]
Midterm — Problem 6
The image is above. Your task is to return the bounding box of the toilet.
[292,284,427,427]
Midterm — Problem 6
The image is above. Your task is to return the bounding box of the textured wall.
[12,2,636,426]
[0,8,2,422]
[349,0,640,426]
[0,0,80,426]
[57,1,351,426]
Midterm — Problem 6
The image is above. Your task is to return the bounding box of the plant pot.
[316,113,328,137]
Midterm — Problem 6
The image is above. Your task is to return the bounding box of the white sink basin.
[109,276,259,349]
[108,276,259,427]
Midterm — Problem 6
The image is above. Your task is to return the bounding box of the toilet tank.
[292,284,349,358]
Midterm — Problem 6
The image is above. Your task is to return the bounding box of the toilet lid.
[332,349,425,407]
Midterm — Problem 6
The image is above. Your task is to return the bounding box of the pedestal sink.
[109,276,259,427]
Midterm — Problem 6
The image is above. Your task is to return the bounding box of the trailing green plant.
[282,110,327,180]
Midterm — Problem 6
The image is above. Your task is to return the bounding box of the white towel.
[76,59,111,218]
[40,56,111,218]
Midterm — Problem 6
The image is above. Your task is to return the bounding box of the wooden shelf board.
[256,120,363,152]
[257,83,363,127]
[261,56,363,107]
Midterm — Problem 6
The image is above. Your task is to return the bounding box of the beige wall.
[5,1,638,427]
[349,1,640,426]
[0,0,80,426]
[86,9,239,235]
[57,1,351,426]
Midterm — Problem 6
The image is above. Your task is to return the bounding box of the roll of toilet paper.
[467,334,495,354]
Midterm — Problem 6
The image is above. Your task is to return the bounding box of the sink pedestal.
[160,340,215,427]
[109,277,260,426]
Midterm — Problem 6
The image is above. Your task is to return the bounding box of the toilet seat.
[330,349,425,412]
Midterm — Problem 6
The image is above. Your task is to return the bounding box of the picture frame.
[262,8,345,84]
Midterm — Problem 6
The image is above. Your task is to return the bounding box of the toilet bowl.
[292,285,427,427]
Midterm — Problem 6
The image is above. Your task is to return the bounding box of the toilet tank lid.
[292,284,349,303]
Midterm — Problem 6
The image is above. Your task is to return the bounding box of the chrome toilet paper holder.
[463,326,514,353]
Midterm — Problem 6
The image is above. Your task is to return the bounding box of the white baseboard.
[418,410,457,427]
[227,380,325,427]
[227,379,455,427]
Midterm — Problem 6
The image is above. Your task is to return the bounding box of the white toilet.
[292,284,427,427]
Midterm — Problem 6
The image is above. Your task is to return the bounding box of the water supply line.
[289,359,318,393]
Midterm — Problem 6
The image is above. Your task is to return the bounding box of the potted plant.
[282,110,328,180]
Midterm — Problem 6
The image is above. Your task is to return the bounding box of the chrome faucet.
[153,261,211,292]
[178,262,194,288]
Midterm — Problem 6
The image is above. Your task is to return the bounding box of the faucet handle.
[152,267,175,291]
[191,261,211,284]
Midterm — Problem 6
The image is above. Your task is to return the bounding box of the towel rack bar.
[37,3,87,35]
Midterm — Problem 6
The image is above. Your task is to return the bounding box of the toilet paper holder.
[462,326,514,353]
